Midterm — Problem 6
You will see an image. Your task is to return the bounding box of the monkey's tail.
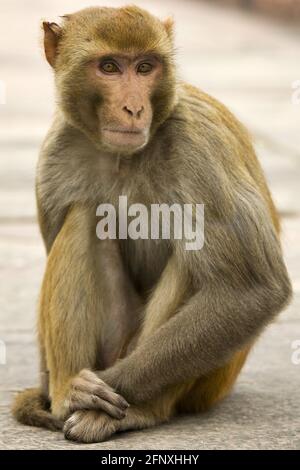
[12,388,63,431]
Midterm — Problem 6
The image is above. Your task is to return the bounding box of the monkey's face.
[43,6,176,156]
[88,54,162,153]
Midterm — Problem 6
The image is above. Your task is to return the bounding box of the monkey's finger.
[72,375,129,409]
[69,391,126,419]
[78,369,115,391]
[93,385,129,410]
[74,381,129,410]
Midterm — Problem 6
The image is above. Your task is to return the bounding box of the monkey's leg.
[177,345,252,413]
[13,204,139,429]
[40,206,117,419]
[49,205,144,420]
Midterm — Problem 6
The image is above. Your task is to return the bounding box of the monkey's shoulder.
[170,82,250,147]
[37,116,106,216]
[163,83,262,183]
[38,115,90,162]
[158,83,274,219]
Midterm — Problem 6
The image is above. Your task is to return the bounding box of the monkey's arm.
[36,186,69,254]
[35,115,94,253]
[98,193,292,403]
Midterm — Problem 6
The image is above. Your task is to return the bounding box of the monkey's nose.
[123,105,144,119]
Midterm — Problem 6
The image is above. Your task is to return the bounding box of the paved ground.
[0,0,300,450]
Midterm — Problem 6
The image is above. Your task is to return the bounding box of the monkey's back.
[170,82,280,233]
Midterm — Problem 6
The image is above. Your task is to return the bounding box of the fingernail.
[120,399,130,409]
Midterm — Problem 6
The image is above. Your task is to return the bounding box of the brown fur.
[12,5,292,443]
[12,388,62,431]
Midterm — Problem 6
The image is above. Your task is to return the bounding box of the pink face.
[89,54,163,153]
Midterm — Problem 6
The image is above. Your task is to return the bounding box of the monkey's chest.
[98,179,173,294]
[120,237,171,294]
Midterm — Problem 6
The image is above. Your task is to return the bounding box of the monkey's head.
[43,6,176,154]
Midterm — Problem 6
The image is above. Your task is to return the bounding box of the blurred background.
[0,0,299,449]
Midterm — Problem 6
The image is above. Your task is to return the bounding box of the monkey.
[12,5,292,443]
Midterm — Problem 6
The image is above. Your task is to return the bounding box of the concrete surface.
[0,0,299,450]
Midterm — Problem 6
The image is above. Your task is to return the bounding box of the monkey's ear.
[42,22,62,67]
[162,17,174,40]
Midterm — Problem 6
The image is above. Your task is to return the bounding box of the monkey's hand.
[66,369,129,420]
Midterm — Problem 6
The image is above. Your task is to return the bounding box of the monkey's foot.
[64,410,117,443]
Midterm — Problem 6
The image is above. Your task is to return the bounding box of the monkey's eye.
[100,62,120,74]
[137,62,153,74]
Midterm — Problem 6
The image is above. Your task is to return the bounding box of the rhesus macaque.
[12,6,292,442]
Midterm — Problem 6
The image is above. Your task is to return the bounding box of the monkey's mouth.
[101,127,148,151]
[103,127,144,135]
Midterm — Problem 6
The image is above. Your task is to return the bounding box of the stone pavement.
[0,0,299,449]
